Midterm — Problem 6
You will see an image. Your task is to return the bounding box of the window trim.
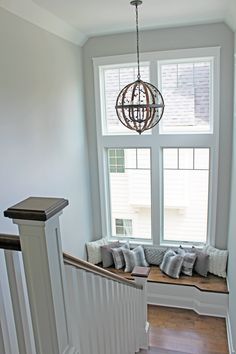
[93,47,220,247]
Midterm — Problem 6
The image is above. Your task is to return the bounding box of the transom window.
[94,47,220,246]
[100,64,149,134]
[159,60,213,133]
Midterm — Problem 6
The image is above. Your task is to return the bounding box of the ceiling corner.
[0,0,87,46]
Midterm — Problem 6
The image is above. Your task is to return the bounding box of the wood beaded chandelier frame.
[115,0,165,134]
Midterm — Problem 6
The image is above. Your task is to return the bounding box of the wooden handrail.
[0,233,21,251]
[0,235,142,290]
[64,253,142,290]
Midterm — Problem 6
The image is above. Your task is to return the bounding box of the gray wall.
[83,23,234,248]
[0,8,93,258]
[227,34,236,352]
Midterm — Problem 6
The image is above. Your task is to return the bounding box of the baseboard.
[226,312,235,354]
[147,282,228,318]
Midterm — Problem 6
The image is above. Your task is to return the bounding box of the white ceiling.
[0,0,235,45]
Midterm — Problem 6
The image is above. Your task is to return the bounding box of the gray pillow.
[111,243,129,269]
[160,249,183,279]
[190,246,209,277]
[176,246,197,276]
[122,245,149,273]
[101,242,120,268]
[143,246,167,265]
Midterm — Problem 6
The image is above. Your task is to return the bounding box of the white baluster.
[113,281,122,354]
[105,278,117,354]
[0,250,19,354]
[97,276,111,354]
[121,284,129,354]
[124,285,132,354]
[76,269,93,354]
[65,265,82,352]
[4,250,36,354]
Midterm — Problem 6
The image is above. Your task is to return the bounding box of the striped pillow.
[111,243,129,269]
[177,246,197,276]
[160,250,183,279]
[122,245,149,273]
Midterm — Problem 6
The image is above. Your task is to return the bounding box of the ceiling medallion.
[115,0,165,134]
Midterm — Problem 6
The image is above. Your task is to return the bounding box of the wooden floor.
[138,305,229,354]
[106,266,228,293]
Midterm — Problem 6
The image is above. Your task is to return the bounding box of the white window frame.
[93,47,220,247]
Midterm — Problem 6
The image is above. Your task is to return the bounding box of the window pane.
[159,61,212,133]
[163,148,209,243]
[125,149,136,169]
[108,149,125,173]
[109,148,151,239]
[103,65,150,134]
[137,149,151,169]
[163,149,178,169]
[195,149,210,170]
[179,149,193,169]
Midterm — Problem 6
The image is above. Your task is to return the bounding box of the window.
[159,60,213,133]
[108,148,151,240]
[100,64,149,134]
[94,47,219,245]
[163,148,210,244]
[115,219,133,236]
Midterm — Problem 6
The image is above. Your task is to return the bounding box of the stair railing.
[0,197,150,354]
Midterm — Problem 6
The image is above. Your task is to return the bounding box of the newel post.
[131,266,150,349]
[4,197,72,354]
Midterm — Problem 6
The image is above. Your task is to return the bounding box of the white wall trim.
[226,312,236,354]
[0,1,87,46]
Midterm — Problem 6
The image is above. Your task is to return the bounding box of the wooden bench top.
[106,266,228,294]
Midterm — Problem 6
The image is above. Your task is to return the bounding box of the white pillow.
[86,238,108,264]
[203,245,228,278]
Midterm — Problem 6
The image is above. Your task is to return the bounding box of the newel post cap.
[4,197,69,222]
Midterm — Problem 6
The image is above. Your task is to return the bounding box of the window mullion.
[151,141,161,245]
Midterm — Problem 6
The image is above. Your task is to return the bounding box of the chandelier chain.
[115,0,165,134]
[135,3,141,80]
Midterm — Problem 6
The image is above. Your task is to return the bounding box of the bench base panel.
[147,282,228,318]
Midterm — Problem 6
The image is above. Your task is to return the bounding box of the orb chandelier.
[115,0,165,135]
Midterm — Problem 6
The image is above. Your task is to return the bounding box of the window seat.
[105,266,228,293]
[104,266,229,317]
